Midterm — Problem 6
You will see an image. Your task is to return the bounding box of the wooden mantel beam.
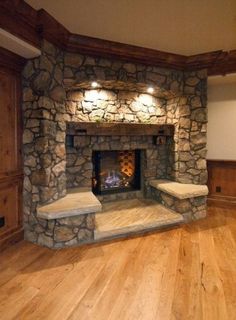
[0,0,236,76]
[67,122,175,137]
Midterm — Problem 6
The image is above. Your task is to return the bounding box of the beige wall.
[207,77,236,160]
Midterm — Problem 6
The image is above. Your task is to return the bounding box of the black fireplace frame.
[92,149,141,195]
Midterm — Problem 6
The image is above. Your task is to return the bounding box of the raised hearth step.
[150,179,208,199]
[37,188,102,220]
[94,199,184,241]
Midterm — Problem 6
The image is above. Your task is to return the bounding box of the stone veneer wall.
[22,40,207,245]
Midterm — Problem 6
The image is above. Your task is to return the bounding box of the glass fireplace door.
[92,150,141,195]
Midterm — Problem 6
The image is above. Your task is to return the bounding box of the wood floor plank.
[170,224,203,320]
[13,246,115,320]
[0,242,46,287]
[107,231,178,320]
[211,208,236,320]
[199,212,229,320]
[0,206,235,320]
[68,236,144,320]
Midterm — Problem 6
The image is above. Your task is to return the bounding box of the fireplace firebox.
[92,150,141,195]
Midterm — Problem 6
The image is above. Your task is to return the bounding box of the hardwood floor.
[0,206,235,320]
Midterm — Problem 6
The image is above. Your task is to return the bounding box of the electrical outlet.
[216,186,221,193]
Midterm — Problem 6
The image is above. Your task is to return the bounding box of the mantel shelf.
[66,122,175,136]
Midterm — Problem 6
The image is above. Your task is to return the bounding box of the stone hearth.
[95,199,184,241]
[22,40,208,248]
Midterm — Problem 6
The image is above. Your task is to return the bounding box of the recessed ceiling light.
[147,87,154,94]
[91,81,98,88]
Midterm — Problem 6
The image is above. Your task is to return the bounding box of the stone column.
[23,40,67,205]
[22,41,67,242]
[166,69,208,184]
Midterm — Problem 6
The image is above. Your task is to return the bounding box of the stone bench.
[149,179,208,221]
[36,188,102,248]
[37,188,102,219]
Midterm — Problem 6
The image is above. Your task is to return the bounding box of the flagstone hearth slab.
[37,188,102,220]
[150,179,208,199]
[95,198,184,240]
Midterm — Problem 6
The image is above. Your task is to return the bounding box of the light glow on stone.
[139,93,153,106]
[91,81,98,88]
[85,89,99,101]
[147,87,154,94]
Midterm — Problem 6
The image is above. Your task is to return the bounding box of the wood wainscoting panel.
[0,48,24,251]
[0,68,20,174]
[207,160,236,207]
[0,178,23,240]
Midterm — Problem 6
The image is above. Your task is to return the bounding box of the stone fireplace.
[22,40,208,248]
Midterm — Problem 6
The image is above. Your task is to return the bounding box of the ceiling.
[26,0,236,55]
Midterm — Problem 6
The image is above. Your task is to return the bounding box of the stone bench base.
[33,213,96,249]
[150,179,208,221]
[26,188,102,249]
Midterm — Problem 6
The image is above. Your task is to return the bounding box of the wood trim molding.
[0,227,24,252]
[207,197,236,208]
[0,0,39,48]
[36,9,70,50]
[207,159,236,167]
[186,50,236,76]
[67,34,186,70]
[1,0,236,75]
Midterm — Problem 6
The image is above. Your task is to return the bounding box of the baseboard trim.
[0,227,24,252]
[207,197,236,209]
